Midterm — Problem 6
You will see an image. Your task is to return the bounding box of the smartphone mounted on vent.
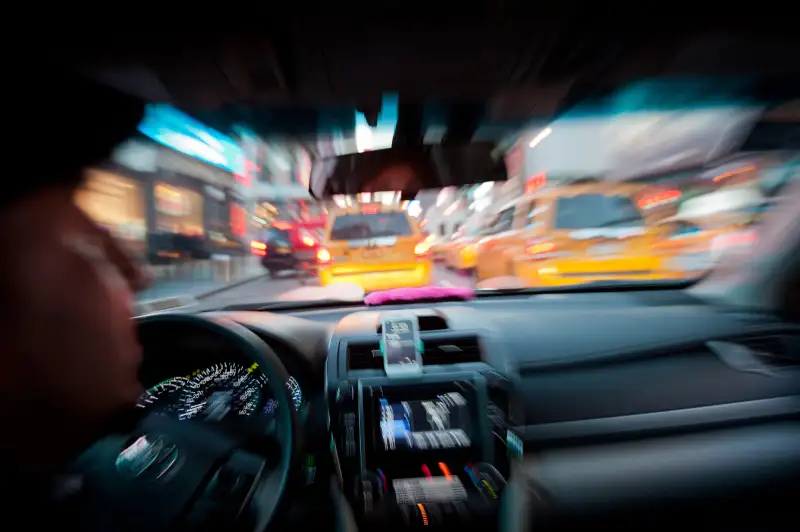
[380,313,423,377]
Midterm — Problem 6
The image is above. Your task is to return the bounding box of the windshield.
[78,100,792,308]
[329,212,412,241]
[554,194,643,229]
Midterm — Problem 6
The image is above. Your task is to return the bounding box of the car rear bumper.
[513,255,680,286]
[318,262,432,292]
[261,255,298,270]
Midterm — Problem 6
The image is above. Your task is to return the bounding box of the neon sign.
[637,189,681,209]
[525,172,547,195]
[230,204,247,237]
[138,104,245,175]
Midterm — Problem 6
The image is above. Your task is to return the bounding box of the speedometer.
[178,362,267,421]
[136,363,303,422]
[137,377,190,415]
[287,376,303,412]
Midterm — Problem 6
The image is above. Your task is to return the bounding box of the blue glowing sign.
[137,104,245,175]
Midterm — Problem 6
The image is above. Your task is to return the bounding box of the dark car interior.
[48,10,799,532]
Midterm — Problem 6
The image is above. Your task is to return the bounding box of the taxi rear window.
[554,194,643,229]
[329,212,413,241]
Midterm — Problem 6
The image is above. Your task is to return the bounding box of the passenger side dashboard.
[208,288,799,530]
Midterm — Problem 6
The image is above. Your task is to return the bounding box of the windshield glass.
[81,99,792,309]
[329,212,412,241]
[554,194,643,229]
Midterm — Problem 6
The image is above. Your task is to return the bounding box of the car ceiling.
[54,7,800,144]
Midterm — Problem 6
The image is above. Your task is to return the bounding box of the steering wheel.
[73,314,304,531]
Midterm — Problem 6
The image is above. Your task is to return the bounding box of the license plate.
[588,243,622,256]
[362,248,385,259]
[276,247,291,254]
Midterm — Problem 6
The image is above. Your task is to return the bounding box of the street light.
[529,127,552,148]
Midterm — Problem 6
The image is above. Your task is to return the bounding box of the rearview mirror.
[308,143,508,199]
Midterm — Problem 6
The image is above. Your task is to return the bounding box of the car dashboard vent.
[347,342,383,370]
[346,335,483,371]
[707,334,799,375]
[739,335,799,369]
[422,336,482,365]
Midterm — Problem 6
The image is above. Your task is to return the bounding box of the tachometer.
[136,377,190,415]
[179,362,267,421]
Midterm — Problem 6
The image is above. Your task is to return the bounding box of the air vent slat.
[741,336,798,369]
[347,342,382,370]
[422,336,482,365]
[347,335,483,371]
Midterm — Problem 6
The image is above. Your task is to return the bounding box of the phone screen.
[382,318,420,366]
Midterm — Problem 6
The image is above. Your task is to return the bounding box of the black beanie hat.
[3,64,146,207]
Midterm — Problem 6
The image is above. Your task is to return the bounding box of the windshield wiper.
[220,298,365,312]
[477,279,693,296]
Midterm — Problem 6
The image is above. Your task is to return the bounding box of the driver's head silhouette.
[0,70,148,486]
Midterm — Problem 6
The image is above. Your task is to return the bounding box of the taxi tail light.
[316,247,332,264]
[525,241,556,259]
[414,241,431,256]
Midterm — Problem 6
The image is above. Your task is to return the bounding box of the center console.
[330,371,517,529]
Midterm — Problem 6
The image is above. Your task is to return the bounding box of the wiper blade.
[477,279,693,296]
[220,298,364,312]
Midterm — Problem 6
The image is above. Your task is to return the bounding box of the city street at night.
[193,262,475,310]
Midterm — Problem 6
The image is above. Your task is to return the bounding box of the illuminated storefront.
[101,106,257,262]
[147,166,248,259]
[154,183,204,236]
[75,169,147,257]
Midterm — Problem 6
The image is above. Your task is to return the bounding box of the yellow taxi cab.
[654,213,757,275]
[443,223,491,272]
[652,185,764,275]
[316,204,432,292]
[427,234,448,262]
[652,218,720,275]
[474,197,535,280]
[479,182,670,287]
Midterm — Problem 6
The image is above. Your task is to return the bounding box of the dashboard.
[139,288,800,531]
